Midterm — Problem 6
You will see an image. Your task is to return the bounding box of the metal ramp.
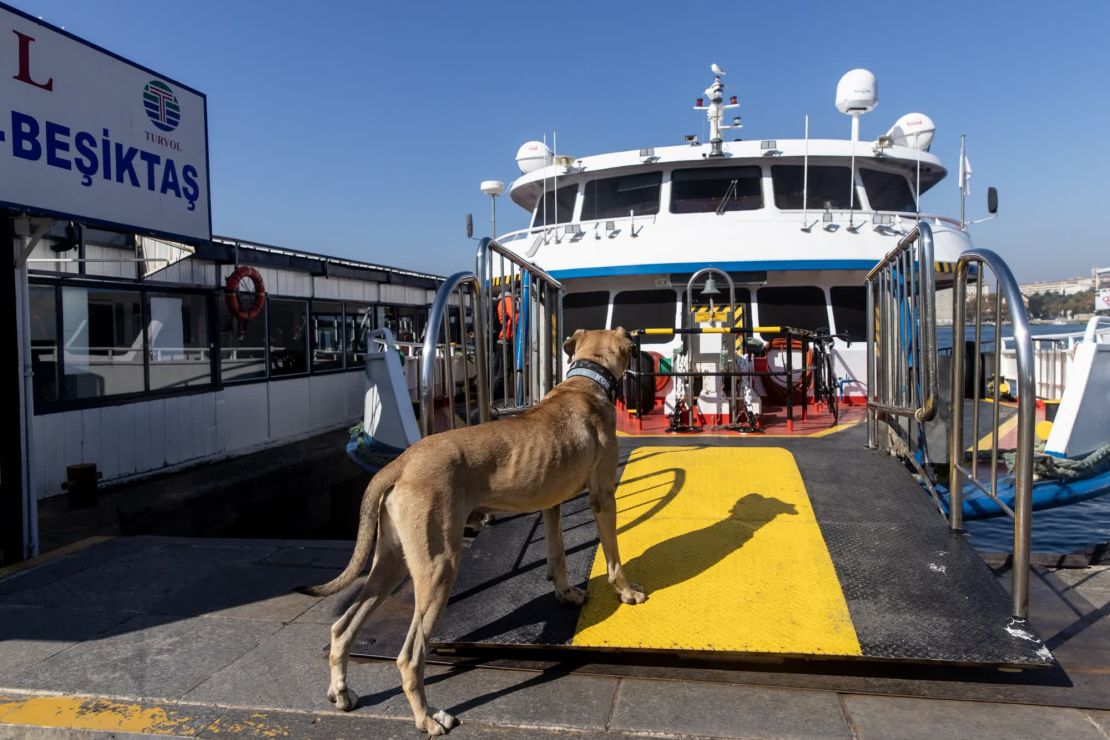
[352,426,1052,668]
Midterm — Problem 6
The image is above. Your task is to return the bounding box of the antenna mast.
[693,64,741,157]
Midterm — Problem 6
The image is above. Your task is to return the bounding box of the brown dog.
[299,327,645,735]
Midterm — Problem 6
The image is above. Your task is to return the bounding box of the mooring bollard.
[62,463,101,510]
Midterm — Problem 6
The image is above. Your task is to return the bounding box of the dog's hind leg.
[543,505,586,606]
[326,525,406,712]
[394,502,465,735]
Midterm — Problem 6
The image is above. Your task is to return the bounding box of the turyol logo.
[142,80,181,132]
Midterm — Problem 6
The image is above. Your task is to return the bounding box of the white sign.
[0,4,210,242]
[1097,288,1110,313]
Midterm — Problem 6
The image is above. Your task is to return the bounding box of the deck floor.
[390,424,1053,668]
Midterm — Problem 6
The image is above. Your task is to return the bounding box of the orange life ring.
[224,266,266,321]
[648,351,669,393]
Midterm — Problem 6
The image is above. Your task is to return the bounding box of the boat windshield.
[670,166,763,213]
[771,165,859,210]
[860,169,916,212]
[532,184,578,227]
[582,172,662,220]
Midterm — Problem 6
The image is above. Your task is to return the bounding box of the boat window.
[147,292,211,390]
[311,301,345,372]
[861,169,916,212]
[830,286,868,343]
[563,291,609,338]
[60,286,147,398]
[344,304,374,368]
[771,165,860,210]
[30,285,59,403]
[269,299,309,376]
[756,286,829,340]
[611,289,677,345]
[582,172,662,221]
[670,166,763,213]
[377,304,426,343]
[532,184,578,227]
[219,297,267,383]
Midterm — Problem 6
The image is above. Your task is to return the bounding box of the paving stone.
[0,537,153,599]
[1084,709,1110,736]
[609,678,851,739]
[258,545,356,570]
[842,694,1105,740]
[1,544,276,614]
[11,614,280,699]
[290,579,364,625]
[183,622,405,715]
[0,605,135,681]
[149,564,323,622]
[185,622,619,731]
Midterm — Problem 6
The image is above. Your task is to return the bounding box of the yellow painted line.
[969,413,1019,453]
[572,446,862,656]
[0,536,115,582]
[0,695,207,735]
[0,694,295,737]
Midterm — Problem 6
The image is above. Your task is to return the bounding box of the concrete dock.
[1,535,1107,739]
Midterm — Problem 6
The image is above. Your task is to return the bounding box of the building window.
[311,301,344,372]
[345,304,374,368]
[269,299,308,376]
[29,285,59,403]
[582,172,662,221]
[860,169,916,212]
[611,289,676,345]
[757,286,829,340]
[670,166,763,213]
[218,297,267,383]
[830,286,868,342]
[378,304,424,343]
[532,184,578,227]
[61,286,146,398]
[771,165,860,210]
[147,292,211,390]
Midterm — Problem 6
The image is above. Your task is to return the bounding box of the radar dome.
[885,113,935,151]
[836,69,878,114]
[516,141,553,174]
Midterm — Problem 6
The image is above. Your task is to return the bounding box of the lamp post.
[480,180,504,239]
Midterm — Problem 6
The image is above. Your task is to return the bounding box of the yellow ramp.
[572,446,862,656]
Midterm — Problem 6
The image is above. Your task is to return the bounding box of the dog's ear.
[615,326,632,343]
[563,329,585,358]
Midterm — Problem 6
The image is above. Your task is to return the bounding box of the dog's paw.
[327,685,357,711]
[420,709,459,735]
[555,585,587,606]
[619,583,647,605]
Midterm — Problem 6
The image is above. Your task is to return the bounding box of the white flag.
[959,145,972,196]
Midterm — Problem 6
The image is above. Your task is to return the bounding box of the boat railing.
[949,248,1036,621]
[418,272,490,436]
[865,222,939,489]
[998,316,1110,400]
[476,237,565,416]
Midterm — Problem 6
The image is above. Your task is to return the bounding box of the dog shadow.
[576,492,798,631]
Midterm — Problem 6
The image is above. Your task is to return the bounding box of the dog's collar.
[566,359,619,402]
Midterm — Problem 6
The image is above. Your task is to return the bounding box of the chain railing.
[949,248,1036,621]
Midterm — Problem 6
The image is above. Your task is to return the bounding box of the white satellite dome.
[885,113,936,151]
[515,141,554,174]
[835,69,878,115]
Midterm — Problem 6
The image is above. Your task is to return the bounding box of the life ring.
[648,351,669,393]
[225,266,266,321]
[763,337,814,403]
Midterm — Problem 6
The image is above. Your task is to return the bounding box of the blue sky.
[11,0,1109,282]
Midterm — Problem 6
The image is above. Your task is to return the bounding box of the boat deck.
[360,424,1053,668]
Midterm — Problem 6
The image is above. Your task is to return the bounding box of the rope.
[1030,443,1110,481]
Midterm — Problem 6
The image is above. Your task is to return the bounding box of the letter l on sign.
[12,30,53,91]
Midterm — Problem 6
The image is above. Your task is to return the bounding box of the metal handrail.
[948,248,1036,621]
[419,272,490,436]
[866,221,939,428]
[475,237,564,415]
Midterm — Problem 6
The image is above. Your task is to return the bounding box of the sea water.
[936,323,1110,554]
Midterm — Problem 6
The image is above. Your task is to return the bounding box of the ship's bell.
[701,275,721,296]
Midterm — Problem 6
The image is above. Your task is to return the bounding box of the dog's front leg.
[588,480,646,605]
[543,505,586,606]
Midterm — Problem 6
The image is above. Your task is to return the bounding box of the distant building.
[1019,276,1093,297]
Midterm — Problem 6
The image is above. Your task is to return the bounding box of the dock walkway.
[1,535,1107,738]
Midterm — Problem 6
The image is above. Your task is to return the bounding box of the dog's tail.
[295,462,400,597]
